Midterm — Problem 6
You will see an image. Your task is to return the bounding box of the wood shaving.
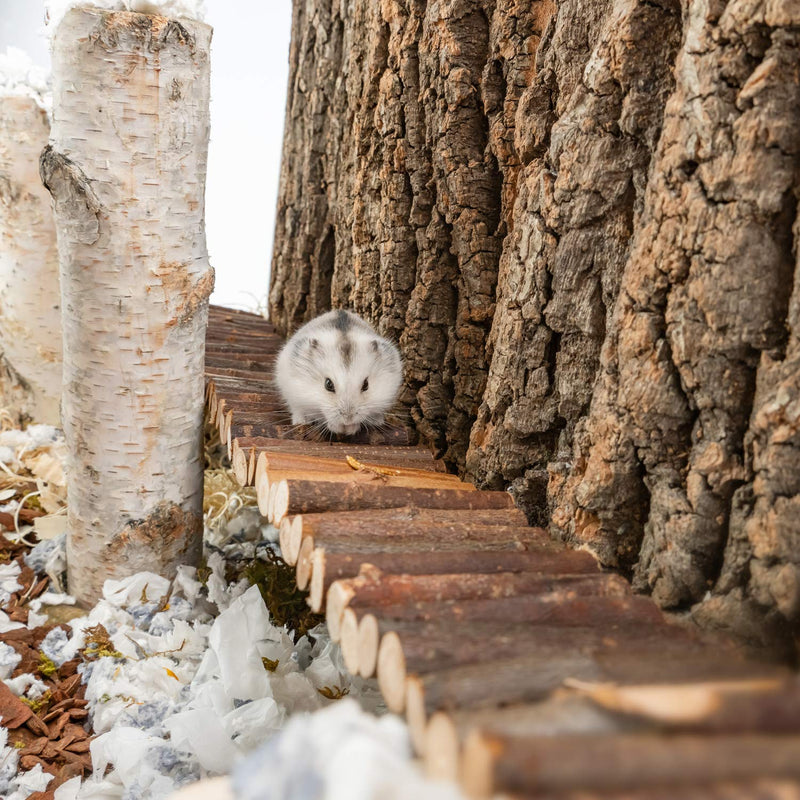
[345,455,401,481]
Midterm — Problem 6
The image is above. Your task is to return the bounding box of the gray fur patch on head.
[338,338,353,366]
[333,310,352,333]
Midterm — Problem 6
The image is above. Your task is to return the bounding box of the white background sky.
[0,0,292,311]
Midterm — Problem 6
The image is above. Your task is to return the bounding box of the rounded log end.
[308,548,326,612]
[377,630,406,713]
[231,445,248,486]
[357,612,379,678]
[339,607,360,675]
[326,581,351,642]
[256,475,271,518]
[405,675,428,756]
[225,415,233,459]
[207,384,217,420]
[278,516,293,563]
[214,398,227,432]
[295,534,314,590]
[267,482,279,525]
[288,515,304,564]
[424,711,460,782]
[246,448,257,485]
[272,479,290,525]
[460,730,497,800]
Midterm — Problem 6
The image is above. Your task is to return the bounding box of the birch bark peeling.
[0,96,61,425]
[44,8,213,606]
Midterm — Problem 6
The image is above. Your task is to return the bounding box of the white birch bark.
[42,7,214,605]
[0,96,62,426]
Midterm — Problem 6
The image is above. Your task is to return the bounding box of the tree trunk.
[271,0,800,648]
[43,8,213,606]
[0,95,62,425]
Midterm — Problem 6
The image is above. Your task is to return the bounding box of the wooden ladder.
[206,305,800,799]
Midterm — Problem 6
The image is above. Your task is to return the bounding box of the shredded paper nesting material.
[0,423,463,800]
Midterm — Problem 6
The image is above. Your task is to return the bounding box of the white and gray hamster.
[274,309,403,435]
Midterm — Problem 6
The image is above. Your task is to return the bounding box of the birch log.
[42,8,213,605]
[0,95,61,425]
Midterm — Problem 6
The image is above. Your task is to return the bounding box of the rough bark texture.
[45,9,213,605]
[271,0,800,647]
[0,96,62,425]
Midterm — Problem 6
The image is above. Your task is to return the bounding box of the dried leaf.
[82,624,123,660]
[317,685,350,700]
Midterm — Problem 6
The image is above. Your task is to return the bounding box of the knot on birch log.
[86,10,197,55]
[39,146,100,246]
[178,268,215,326]
[115,501,202,558]
[155,262,215,327]
[0,175,18,205]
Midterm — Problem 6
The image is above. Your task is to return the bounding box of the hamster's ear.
[293,337,320,356]
[371,339,380,353]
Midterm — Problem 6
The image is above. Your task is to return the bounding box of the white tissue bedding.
[0,48,50,113]
[3,529,460,800]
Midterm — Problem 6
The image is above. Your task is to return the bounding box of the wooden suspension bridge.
[206,305,800,799]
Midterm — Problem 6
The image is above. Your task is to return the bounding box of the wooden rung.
[268,479,516,526]
[255,452,465,491]
[327,568,628,644]
[461,731,800,798]
[229,422,412,447]
[232,436,443,466]
[306,544,599,612]
[403,646,788,729]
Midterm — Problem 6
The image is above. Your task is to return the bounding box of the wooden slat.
[461,731,800,798]
[204,307,800,797]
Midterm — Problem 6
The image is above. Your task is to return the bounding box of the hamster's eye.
[361,378,369,392]
[324,378,335,393]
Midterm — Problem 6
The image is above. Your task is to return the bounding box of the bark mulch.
[1,532,93,799]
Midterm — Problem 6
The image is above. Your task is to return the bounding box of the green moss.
[240,549,324,641]
[21,690,52,714]
[24,495,43,511]
[37,652,58,678]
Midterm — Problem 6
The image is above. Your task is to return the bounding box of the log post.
[43,8,213,605]
[0,79,61,425]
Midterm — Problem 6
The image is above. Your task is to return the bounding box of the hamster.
[275,309,403,436]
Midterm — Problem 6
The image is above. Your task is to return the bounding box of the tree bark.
[44,8,213,605]
[0,95,62,425]
[271,0,800,646]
